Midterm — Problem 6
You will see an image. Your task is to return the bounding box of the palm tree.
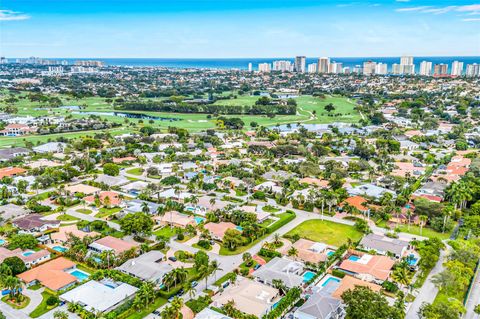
[272,279,287,295]
[288,246,298,258]
[419,215,428,236]
[171,296,183,319]
[210,260,222,282]
[141,202,150,214]
[184,283,196,300]
[273,233,281,246]
[209,197,216,208]
[53,310,69,319]
[392,265,411,288]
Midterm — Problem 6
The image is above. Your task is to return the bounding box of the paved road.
[406,245,449,319]
[0,301,30,319]
[465,261,480,319]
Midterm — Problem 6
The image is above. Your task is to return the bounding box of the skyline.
[1,0,480,58]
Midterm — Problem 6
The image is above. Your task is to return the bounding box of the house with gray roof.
[252,257,304,289]
[294,293,344,319]
[359,233,409,258]
[116,251,172,286]
[347,184,396,200]
[94,174,129,187]
[0,147,29,161]
[0,203,29,223]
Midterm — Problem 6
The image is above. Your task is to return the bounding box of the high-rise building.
[307,63,317,73]
[75,60,104,67]
[0,57,8,64]
[329,62,343,74]
[294,56,306,73]
[258,63,271,73]
[363,61,376,75]
[343,67,351,74]
[353,65,363,74]
[272,60,293,72]
[466,64,480,77]
[392,63,402,75]
[419,61,433,76]
[400,55,414,65]
[399,55,415,75]
[434,64,448,76]
[248,63,252,72]
[375,63,388,75]
[451,61,464,76]
[317,57,330,73]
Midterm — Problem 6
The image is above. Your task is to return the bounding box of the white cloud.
[462,17,480,21]
[396,6,431,12]
[0,9,30,21]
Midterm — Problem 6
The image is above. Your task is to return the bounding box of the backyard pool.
[326,250,335,257]
[68,269,90,282]
[52,246,68,253]
[303,271,316,283]
[22,251,34,257]
[348,255,361,262]
[194,216,205,224]
[0,239,5,245]
[236,226,243,231]
[321,276,341,287]
[407,255,419,266]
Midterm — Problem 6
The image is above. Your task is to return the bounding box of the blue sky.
[1,0,479,58]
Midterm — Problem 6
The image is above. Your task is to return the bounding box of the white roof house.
[252,257,305,289]
[33,142,67,154]
[116,251,173,285]
[195,308,232,319]
[60,280,138,313]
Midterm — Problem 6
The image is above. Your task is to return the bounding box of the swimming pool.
[0,239,5,245]
[348,255,361,262]
[22,251,34,257]
[52,246,68,253]
[321,276,341,287]
[236,226,243,231]
[194,216,205,224]
[69,269,90,282]
[303,271,316,282]
[326,250,335,257]
[407,255,418,266]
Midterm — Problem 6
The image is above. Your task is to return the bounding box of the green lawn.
[126,167,144,176]
[395,224,451,240]
[56,214,80,221]
[29,291,58,318]
[76,208,92,214]
[95,207,122,218]
[123,297,167,319]
[1,295,30,309]
[154,226,178,239]
[285,219,363,247]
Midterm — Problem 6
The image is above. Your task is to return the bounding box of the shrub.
[46,295,59,306]
[259,248,281,258]
[331,269,346,278]
[177,233,185,241]
[197,240,211,249]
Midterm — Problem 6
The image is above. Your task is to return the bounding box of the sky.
[0,0,479,58]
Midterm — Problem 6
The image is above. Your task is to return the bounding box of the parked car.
[168,256,177,262]
[191,281,198,288]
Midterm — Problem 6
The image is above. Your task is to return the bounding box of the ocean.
[48,56,480,71]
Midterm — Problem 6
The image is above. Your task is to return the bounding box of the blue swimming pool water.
[236,226,243,231]
[93,257,102,263]
[53,246,67,253]
[194,216,205,224]
[69,270,89,281]
[0,239,5,245]
[327,251,335,257]
[303,271,316,282]
[348,255,361,262]
[407,255,418,266]
[322,277,341,287]
[22,251,34,257]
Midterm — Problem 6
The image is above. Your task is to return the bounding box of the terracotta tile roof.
[51,225,99,243]
[331,275,382,299]
[342,196,369,212]
[91,236,138,254]
[17,257,77,291]
[84,191,122,206]
[204,222,236,240]
[112,156,136,164]
[0,167,26,179]
[339,254,394,281]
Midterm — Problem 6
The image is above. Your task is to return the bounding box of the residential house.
[17,257,79,291]
[294,293,344,319]
[359,234,409,258]
[88,236,138,256]
[116,251,173,286]
[0,247,50,268]
[12,214,60,235]
[252,257,305,288]
[338,253,395,283]
[204,222,237,241]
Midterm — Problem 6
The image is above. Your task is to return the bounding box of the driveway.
[465,261,480,319]
[21,286,44,315]
[405,245,449,319]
